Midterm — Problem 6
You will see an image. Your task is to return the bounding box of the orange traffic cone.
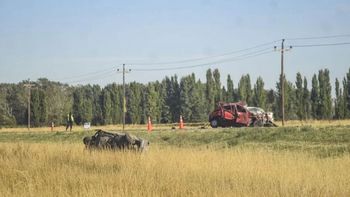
[147,116,153,132]
[179,115,184,129]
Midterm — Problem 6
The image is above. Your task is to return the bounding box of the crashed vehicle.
[208,102,276,128]
[246,107,275,127]
[83,129,149,152]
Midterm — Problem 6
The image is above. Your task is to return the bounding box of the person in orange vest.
[65,112,74,131]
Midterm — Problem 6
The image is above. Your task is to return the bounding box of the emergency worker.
[66,112,74,131]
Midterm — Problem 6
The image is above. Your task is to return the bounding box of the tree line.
[1,68,350,127]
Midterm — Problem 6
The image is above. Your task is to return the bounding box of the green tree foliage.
[101,89,112,125]
[275,75,297,120]
[30,88,47,126]
[91,85,103,125]
[205,69,215,113]
[72,88,83,125]
[0,85,16,126]
[226,75,235,102]
[109,84,122,124]
[191,78,207,122]
[265,89,275,112]
[179,75,193,122]
[334,78,345,119]
[342,68,350,118]
[41,79,72,125]
[126,82,143,124]
[145,82,161,123]
[213,69,222,104]
[163,76,180,123]
[253,76,266,109]
[179,74,206,122]
[295,73,304,120]
[2,68,350,127]
[311,74,320,119]
[303,77,311,120]
[7,83,27,125]
[238,74,252,105]
[72,86,93,125]
[318,69,332,119]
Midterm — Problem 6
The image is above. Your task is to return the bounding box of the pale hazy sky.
[0,0,349,90]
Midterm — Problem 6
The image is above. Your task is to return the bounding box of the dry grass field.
[1,121,350,196]
[0,142,349,197]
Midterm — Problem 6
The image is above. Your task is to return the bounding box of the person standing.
[66,112,74,131]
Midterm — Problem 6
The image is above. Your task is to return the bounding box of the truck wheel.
[210,119,218,128]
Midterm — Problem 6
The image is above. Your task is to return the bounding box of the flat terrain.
[0,122,349,196]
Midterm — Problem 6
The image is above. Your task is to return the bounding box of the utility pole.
[24,79,35,131]
[117,64,131,132]
[275,39,292,126]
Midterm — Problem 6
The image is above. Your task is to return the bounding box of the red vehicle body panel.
[209,102,251,127]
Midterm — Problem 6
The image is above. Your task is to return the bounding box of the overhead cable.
[132,49,274,72]
[292,42,350,48]
[286,34,350,41]
[129,39,281,66]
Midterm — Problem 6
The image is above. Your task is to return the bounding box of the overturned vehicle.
[83,129,149,152]
[208,102,277,128]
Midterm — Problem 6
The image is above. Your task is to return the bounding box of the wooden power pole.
[275,39,292,126]
[117,64,131,132]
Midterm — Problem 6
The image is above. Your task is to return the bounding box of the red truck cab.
[208,102,251,128]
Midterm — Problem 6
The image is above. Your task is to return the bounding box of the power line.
[129,39,281,66]
[64,71,115,84]
[53,66,115,81]
[37,36,350,84]
[286,34,350,41]
[292,42,350,48]
[132,48,274,72]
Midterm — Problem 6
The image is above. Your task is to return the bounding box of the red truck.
[208,102,276,128]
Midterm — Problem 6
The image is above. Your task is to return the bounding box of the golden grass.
[0,143,349,197]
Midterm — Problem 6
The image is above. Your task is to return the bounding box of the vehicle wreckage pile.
[83,129,149,152]
[209,102,277,128]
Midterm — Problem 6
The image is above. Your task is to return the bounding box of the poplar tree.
[205,69,215,112]
[191,77,206,122]
[238,74,252,105]
[302,77,310,120]
[334,78,343,119]
[226,75,234,102]
[275,76,296,120]
[318,69,332,119]
[253,76,266,109]
[165,75,180,123]
[295,72,304,120]
[92,85,103,125]
[343,68,350,118]
[146,82,161,123]
[179,76,192,122]
[101,89,112,124]
[213,69,222,104]
[311,74,320,119]
[127,82,143,124]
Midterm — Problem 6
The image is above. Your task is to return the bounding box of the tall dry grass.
[0,143,349,197]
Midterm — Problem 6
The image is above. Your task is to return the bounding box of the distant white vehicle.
[83,122,91,129]
[246,107,274,122]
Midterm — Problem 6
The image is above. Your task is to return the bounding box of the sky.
[0,0,350,90]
